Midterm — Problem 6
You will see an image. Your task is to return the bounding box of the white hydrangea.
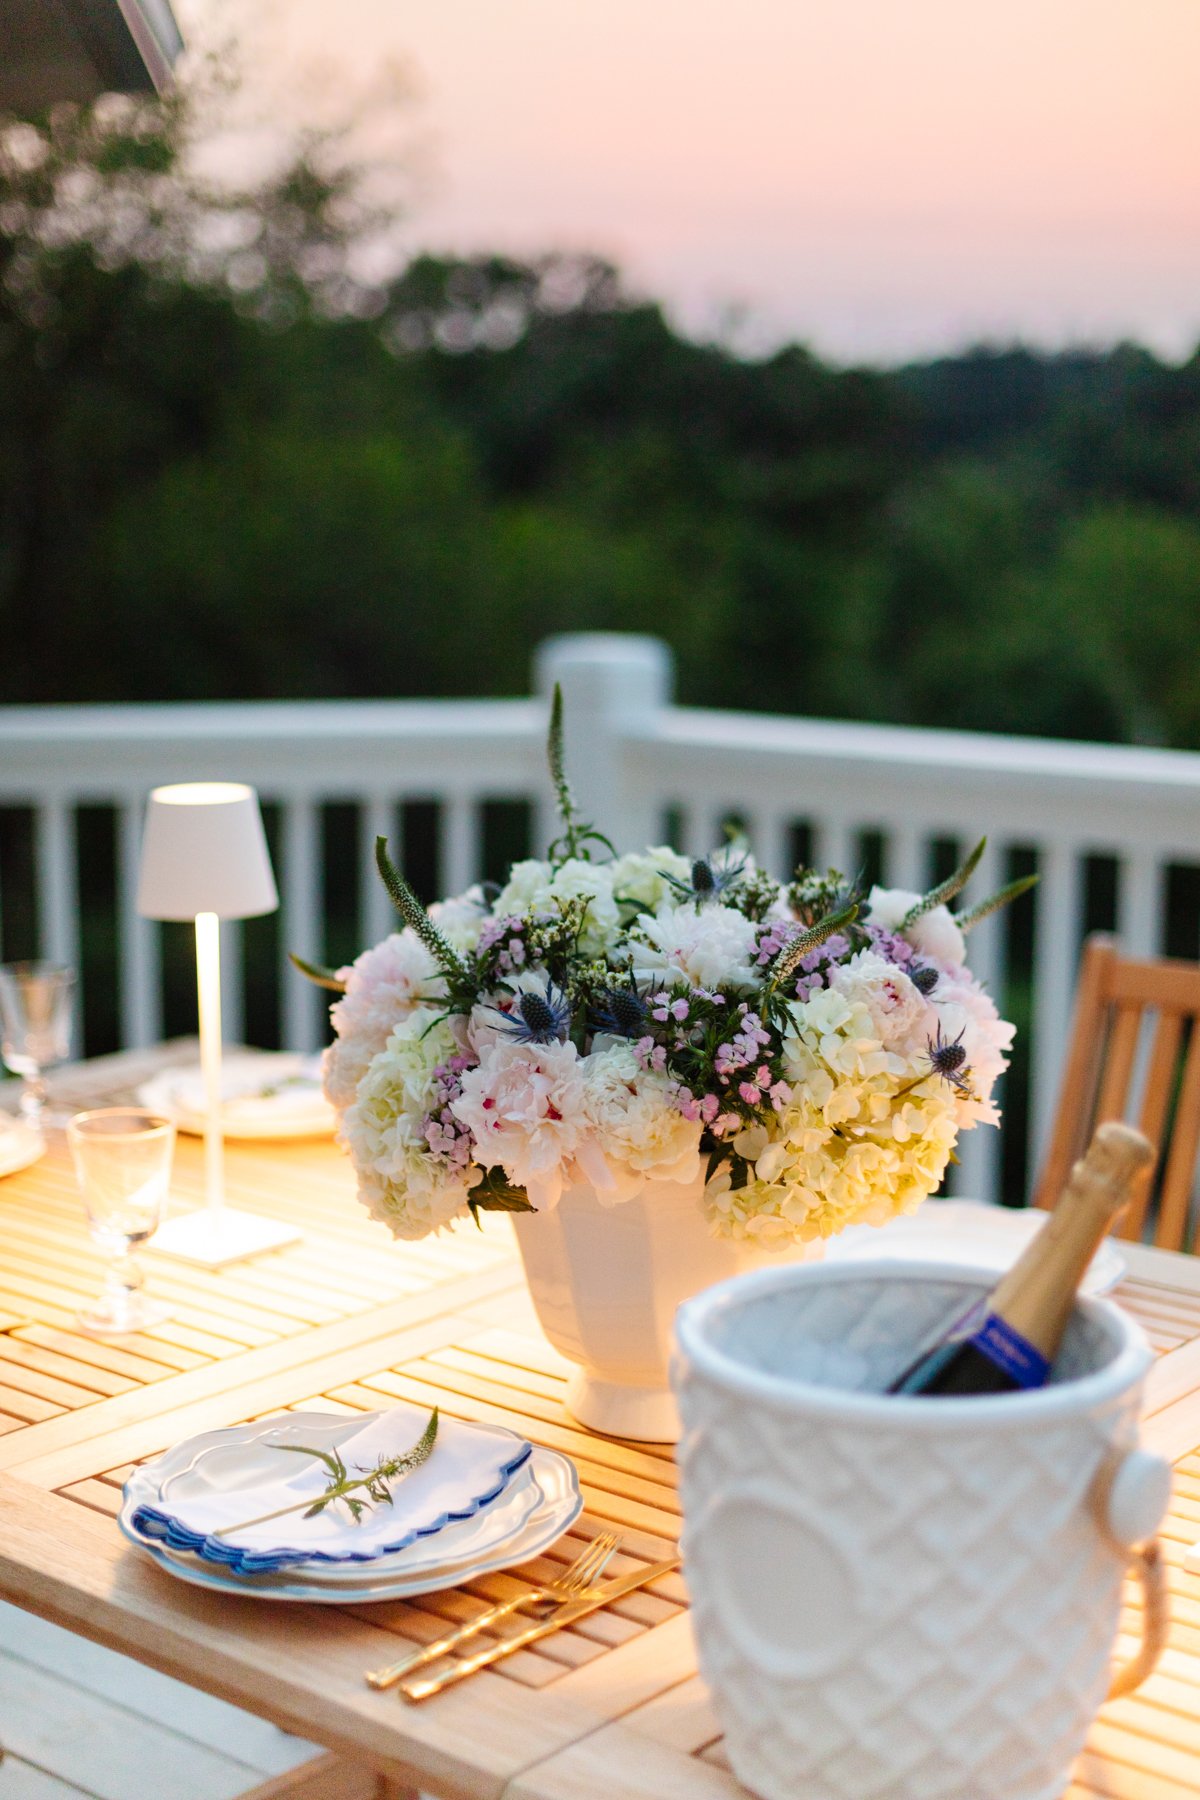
[632,901,761,992]
[578,1042,702,1202]
[608,846,694,915]
[430,884,489,953]
[867,885,967,968]
[340,1007,476,1239]
[323,930,443,1109]
[704,986,958,1244]
[491,857,620,957]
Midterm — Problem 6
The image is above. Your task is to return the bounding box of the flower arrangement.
[301,693,1033,1250]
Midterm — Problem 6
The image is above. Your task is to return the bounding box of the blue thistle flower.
[490,976,572,1045]
[926,1024,974,1096]
[662,849,749,907]
[590,982,650,1038]
[910,964,940,996]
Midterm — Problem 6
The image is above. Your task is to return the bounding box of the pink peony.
[449,1039,588,1211]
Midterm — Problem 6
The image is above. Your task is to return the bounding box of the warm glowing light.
[150,782,255,807]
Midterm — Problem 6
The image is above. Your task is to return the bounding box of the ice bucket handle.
[1095,1449,1172,1700]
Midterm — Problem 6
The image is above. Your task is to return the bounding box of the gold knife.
[399,1553,682,1701]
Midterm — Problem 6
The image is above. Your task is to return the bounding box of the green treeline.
[3,113,1200,741]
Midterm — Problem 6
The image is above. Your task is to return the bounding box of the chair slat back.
[1034,934,1200,1251]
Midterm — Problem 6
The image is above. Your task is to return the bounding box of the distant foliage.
[2,78,1200,750]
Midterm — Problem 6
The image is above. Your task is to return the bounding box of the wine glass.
[0,961,76,1130]
[67,1108,175,1336]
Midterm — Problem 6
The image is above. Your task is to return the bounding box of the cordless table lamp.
[137,782,301,1266]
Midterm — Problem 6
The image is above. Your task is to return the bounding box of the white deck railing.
[2,631,1199,1205]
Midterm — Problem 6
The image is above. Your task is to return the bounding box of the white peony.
[830,951,934,1055]
[578,1042,702,1202]
[867,885,967,968]
[632,901,761,992]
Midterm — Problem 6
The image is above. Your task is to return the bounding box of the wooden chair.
[1034,933,1200,1248]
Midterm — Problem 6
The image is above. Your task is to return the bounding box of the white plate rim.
[119,1446,583,1602]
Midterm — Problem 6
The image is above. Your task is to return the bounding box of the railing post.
[533,634,674,854]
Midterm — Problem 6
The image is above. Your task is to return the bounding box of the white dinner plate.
[0,1117,46,1178]
[119,1447,583,1602]
[137,1054,334,1140]
[126,1407,533,1574]
[826,1199,1125,1296]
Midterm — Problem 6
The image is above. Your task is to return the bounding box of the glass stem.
[19,1070,46,1128]
[102,1249,144,1331]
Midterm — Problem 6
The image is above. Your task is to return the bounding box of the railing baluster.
[282,797,321,1053]
[887,824,926,892]
[950,836,1005,1205]
[118,798,159,1049]
[439,795,479,896]
[1030,840,1084,1186]
[816,820,854,880]
[36,797,81,1054]
[762,814,793,883]
[1120,850,1164,957]
[363,797,397,948]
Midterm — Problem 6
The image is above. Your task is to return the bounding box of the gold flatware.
[365,1530,619,1690]
[399,1552,683,1701]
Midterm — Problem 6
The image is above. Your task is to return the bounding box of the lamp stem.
[195,911,226,1219]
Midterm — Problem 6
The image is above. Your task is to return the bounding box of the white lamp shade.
[136,783,278,921]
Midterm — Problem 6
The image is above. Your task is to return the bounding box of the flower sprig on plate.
[299,692,1035,1249]
[215,1408,439,1538]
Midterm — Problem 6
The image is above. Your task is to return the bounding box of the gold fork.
[365,1530,619,1690]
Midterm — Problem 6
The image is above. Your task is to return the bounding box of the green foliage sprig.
[765,900,860,1001]
[374,836,474,996]
[545,683,615,865]
[287,951,348,994]
[901,838,987,927]
[956,874,1039,933]
[215,1408,439,1537]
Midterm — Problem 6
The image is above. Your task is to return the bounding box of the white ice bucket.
[672,1259,1172,1800]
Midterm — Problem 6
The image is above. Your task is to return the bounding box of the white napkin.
[149,1406,531,1561]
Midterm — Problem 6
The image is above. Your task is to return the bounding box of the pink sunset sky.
[191,0,1200,363]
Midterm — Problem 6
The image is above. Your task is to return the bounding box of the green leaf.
[287,951,347,994]
[954,873,1039,933]
[901,838,987,928]
[467,1168,535,1223]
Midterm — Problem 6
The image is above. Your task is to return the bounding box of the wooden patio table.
[2,1046,1200,1800]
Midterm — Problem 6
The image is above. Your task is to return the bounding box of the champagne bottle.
[888,1120,1155,1397]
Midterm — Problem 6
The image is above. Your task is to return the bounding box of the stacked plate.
[119,1405,582,1603]
[825,1198,1125,1295]
[137,1053,335,1140]
[0,1114,45,1178]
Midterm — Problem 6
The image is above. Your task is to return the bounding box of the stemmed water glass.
[67,1108,175,1336]
[0,961,76,1130]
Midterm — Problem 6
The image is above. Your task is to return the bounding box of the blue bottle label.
[965,1311,1050,1389]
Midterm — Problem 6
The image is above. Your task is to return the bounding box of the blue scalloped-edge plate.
[118,1448,583,1603]
[126,1409,533,1576]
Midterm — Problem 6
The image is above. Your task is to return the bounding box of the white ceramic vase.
[512,1171,819,1441]
[672,1258,1172,1800]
